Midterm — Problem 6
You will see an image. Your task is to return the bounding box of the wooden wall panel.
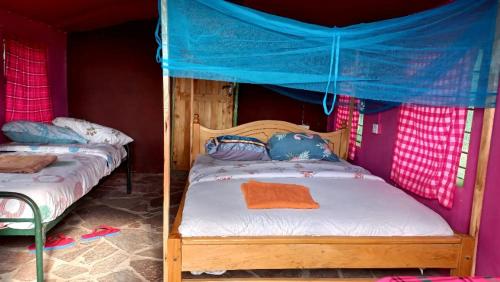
[193,80,234,129]
[172,78,234,170]
[172,78,192,170]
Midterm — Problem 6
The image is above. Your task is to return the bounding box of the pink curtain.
[4,39,53,123]
[390,105,466,208]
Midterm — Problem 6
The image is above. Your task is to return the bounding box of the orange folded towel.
[0,154,57,173]
[241,180,319,209]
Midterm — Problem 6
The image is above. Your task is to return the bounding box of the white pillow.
[52,117,133,146]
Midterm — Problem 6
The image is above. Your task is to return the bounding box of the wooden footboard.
[168,233,474,282]
[183,235,473,271]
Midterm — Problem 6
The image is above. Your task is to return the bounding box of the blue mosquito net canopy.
[157,0,499,114]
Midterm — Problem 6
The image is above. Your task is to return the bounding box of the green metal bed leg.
[125,144,132,194]
[34,219,44,282]
[0,192,45,282]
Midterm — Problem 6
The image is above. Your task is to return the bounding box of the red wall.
[236,0,448,27]
[0,9,68,136]
[237,84,327,132]
[352,101,500,275]
[68,20,163,173]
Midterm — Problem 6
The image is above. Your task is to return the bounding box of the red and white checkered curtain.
[4,40,53,123]
[390,105,466,208]
[328,95,359,160]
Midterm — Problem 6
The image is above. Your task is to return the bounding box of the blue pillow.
[206,135,270,161]
[2,121,87,144]
[267,132,339,162]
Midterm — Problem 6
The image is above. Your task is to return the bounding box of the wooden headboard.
[190,114,350,166]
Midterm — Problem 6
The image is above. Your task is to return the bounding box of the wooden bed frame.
[159,0,497,279]
[166,115,475,282]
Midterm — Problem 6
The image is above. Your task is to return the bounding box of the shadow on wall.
[68,20,163,173]
[237,84,327,132]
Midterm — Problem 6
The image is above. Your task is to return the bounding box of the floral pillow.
[2,121,87,144]
[206,135,270,161]
[52,117,133,146]
[267,132,339,162]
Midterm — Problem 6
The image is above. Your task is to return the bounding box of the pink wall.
[476,101,500,275]
[353,102,499,275]
[0,9,68,133]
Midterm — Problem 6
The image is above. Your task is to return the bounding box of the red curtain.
[390,105,466,208]
[328,95,359,160]
[4,40,53,123]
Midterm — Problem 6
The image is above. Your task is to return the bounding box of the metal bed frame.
[0,144,133,282]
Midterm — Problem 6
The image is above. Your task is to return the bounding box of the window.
[3,39,53,123]
[390,105,466,208]
[355,113,364,147]
[456,107,474,187]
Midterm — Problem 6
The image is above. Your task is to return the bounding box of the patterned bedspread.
[180,155,454,237]
[189,155,383,185]
[0,143,126,229]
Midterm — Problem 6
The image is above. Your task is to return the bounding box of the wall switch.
[372,123,380,134]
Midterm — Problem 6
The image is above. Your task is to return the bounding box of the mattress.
[179,155,454,237]
[0,143,126,229]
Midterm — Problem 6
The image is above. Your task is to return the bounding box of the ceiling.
[0,0,449,32]
[0,0,158,32]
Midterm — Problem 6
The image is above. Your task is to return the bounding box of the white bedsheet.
[179,156,454,237]
[0,143,126,229]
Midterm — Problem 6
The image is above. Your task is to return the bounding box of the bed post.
[450,234,475,276]
[189,79,195,167]
[335,97,354,160]
[341,97,354,160]
[468,107,496,274]
[167,234,182,282]
[125,144,132,194]
[468,1,500,273]
[160,0,172,281]
[191,114,201,167]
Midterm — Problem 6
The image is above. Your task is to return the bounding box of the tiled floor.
[0,172,172,282]
[0,171,443,281]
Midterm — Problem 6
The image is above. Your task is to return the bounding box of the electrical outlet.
[372,123,379,134]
